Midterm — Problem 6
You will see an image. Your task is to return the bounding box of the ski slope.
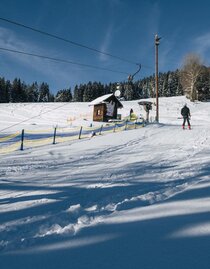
[1,96,210,269]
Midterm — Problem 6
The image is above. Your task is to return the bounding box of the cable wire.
[0,47,130,75]
[0,16,139,66]
[0,102,72,133]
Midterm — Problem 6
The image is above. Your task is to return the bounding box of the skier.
[181,103,191,129]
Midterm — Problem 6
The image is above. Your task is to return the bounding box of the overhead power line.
[0,102,72,133]
[0,16,139,66]
[0,47,130,75]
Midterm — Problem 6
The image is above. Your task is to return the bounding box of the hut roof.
[138,101,153,106]
[89,94,123,108]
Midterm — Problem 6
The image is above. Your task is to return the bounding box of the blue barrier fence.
[0,120,144,155]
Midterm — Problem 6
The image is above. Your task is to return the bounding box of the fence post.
[113,124,116,132]
[125,120,128,130]
[78,126,83,139]
[20,129,24,150]
[99,125,103,135]
[53,127,57,144]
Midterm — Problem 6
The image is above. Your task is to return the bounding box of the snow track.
[1,97,210,268]
[1,120,210,253]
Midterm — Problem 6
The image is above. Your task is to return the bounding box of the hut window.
[97,109,101,116]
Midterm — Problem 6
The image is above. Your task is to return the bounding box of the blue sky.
[0,0,210,94]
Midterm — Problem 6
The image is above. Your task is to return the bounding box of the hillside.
[1,96,210,269]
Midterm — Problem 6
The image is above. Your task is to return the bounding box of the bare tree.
[179,54,203,101]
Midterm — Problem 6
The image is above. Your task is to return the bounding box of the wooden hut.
[89,94,123,122]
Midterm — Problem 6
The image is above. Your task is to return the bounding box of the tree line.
[0,70,184,103]
[0,78,72,103]
[0,57,210,103]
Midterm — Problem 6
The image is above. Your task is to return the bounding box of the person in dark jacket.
[181,104,191,129]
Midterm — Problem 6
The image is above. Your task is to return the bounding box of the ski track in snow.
[1,134,209,252]
[1,97,210,254]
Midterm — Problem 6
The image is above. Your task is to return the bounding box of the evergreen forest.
[0,68,209,103]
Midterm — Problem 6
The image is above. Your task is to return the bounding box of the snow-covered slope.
[1,96,210,269]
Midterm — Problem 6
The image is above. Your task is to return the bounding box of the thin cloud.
[194,32,210,57]
[0,26,53,68]
[134,2,161,63]
[98,0,123,63]
[0,26,79,87]
[159,38,178,71]
[99,24,114,62]
[0,26,126,91]
[147,2,161,38]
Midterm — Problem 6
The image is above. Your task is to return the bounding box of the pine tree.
[38,82,50,102]
[25,82,39,102]
[55,89,72,102]
[0,77,7,103]
[5,80,12,102]
[12,78,26,102]
[73,84,84,102]
[83,82,93,102]
[124,82,135,100]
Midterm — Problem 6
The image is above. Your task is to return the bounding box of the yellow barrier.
[55,135,80,143]
[83,126,99,132]
[0,141,20,154]
[0,132,20,142]
[25,137,53,147]
[57,126,81,133]
[25,128,53,134]
[0,121,144,155]
[114,126,125,132]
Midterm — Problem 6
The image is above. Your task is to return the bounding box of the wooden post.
[113,124,116,132]
[155,34,161,123]
[20,129,24,150]
[53,127,57,144]
[78,126,83,139]
[125,120,128,130]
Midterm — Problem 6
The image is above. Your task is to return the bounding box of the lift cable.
[0,102,75,133]
[0,47,130,75]
[0,17,139,66]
